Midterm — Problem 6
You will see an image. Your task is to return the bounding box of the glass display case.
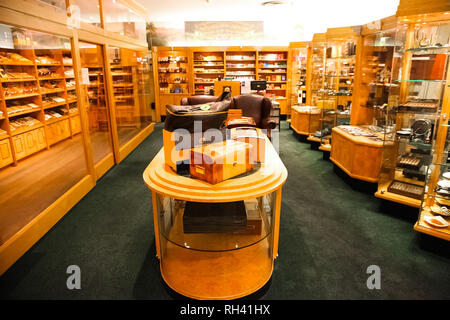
[155,193,276,299]
[413,17,450,240]
[315,29,360,149]
[0,24,88,246]
[288,43,308,121]
[309,34,326,108]
[354,25,396,127]
[377,16,450,210]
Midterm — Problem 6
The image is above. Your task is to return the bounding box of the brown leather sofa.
[180,95,217,105]
[180,94,277,134]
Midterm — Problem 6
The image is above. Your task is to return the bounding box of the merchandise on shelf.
[0,52,33,64]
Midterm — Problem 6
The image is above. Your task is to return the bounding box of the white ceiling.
[137,0,400,40]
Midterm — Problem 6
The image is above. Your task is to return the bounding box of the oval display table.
[143,138,287,300]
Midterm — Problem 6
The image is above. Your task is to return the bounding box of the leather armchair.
[181,95,217,105]
[231,94,277,134]
[180,94,276,138]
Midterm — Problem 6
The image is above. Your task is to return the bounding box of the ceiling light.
[261,1,286,6]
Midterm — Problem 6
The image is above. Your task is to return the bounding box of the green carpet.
[0,122,449,299]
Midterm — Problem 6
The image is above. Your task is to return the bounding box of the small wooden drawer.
[13,127,47,160]
[47,119,70,145]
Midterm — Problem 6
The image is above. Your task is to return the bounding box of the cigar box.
[229,127,265,163]
[190,140,254,184]
[240,198,262,235]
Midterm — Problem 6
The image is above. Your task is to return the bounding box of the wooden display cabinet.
[0,32,81,168]
[288,42,310,122]
[330,17,397,182]
[191,47,225,95]
[306,33,326,143]
[153,47,191,121]
[257,47,289,115]
[225,47,257,81]
[375,11,450,213]
[0,0,154,276]
[315,26,361,151]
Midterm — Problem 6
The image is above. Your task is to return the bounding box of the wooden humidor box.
[229,127,265,163]
[190,140,253,184]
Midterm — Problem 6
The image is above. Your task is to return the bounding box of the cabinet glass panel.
[79,42,113,165]
[316,36,357,144]
[155,192,276,297]
[108,46,152,147]
[310,41,326,107]
[378,19,449,207]
[414,18,450,238]
[0,24,88,246]
[69,0,102,28]
[359,29,396,127]
[103,0,146,42]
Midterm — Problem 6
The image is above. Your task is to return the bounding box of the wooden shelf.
[40,88,65,94]
[45,115,68,125]
[0,62,34,66]
[1,78,37,83]
[307,136,321,143]
[43,101,67,109]
[4,93,40,100]
[414,208,450,241]
[375,180,422,208]
[38,76,65,81]
[36,63,61,66]
[319,144,331,152]
[7,107,41,117]
[10,123,44,136]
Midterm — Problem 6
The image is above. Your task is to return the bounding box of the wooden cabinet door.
[0,138,13,168]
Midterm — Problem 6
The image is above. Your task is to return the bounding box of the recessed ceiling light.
[261,1,286,6]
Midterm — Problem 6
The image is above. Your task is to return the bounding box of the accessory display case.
[288,42,310,127]
[330,17,397,182]
[316,26,361,152]
[306,33,326,143]
[376,13,450,210]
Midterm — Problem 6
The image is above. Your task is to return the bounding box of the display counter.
[143,137,287,299]
[290,105,321,136]
[330,125,384,183]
